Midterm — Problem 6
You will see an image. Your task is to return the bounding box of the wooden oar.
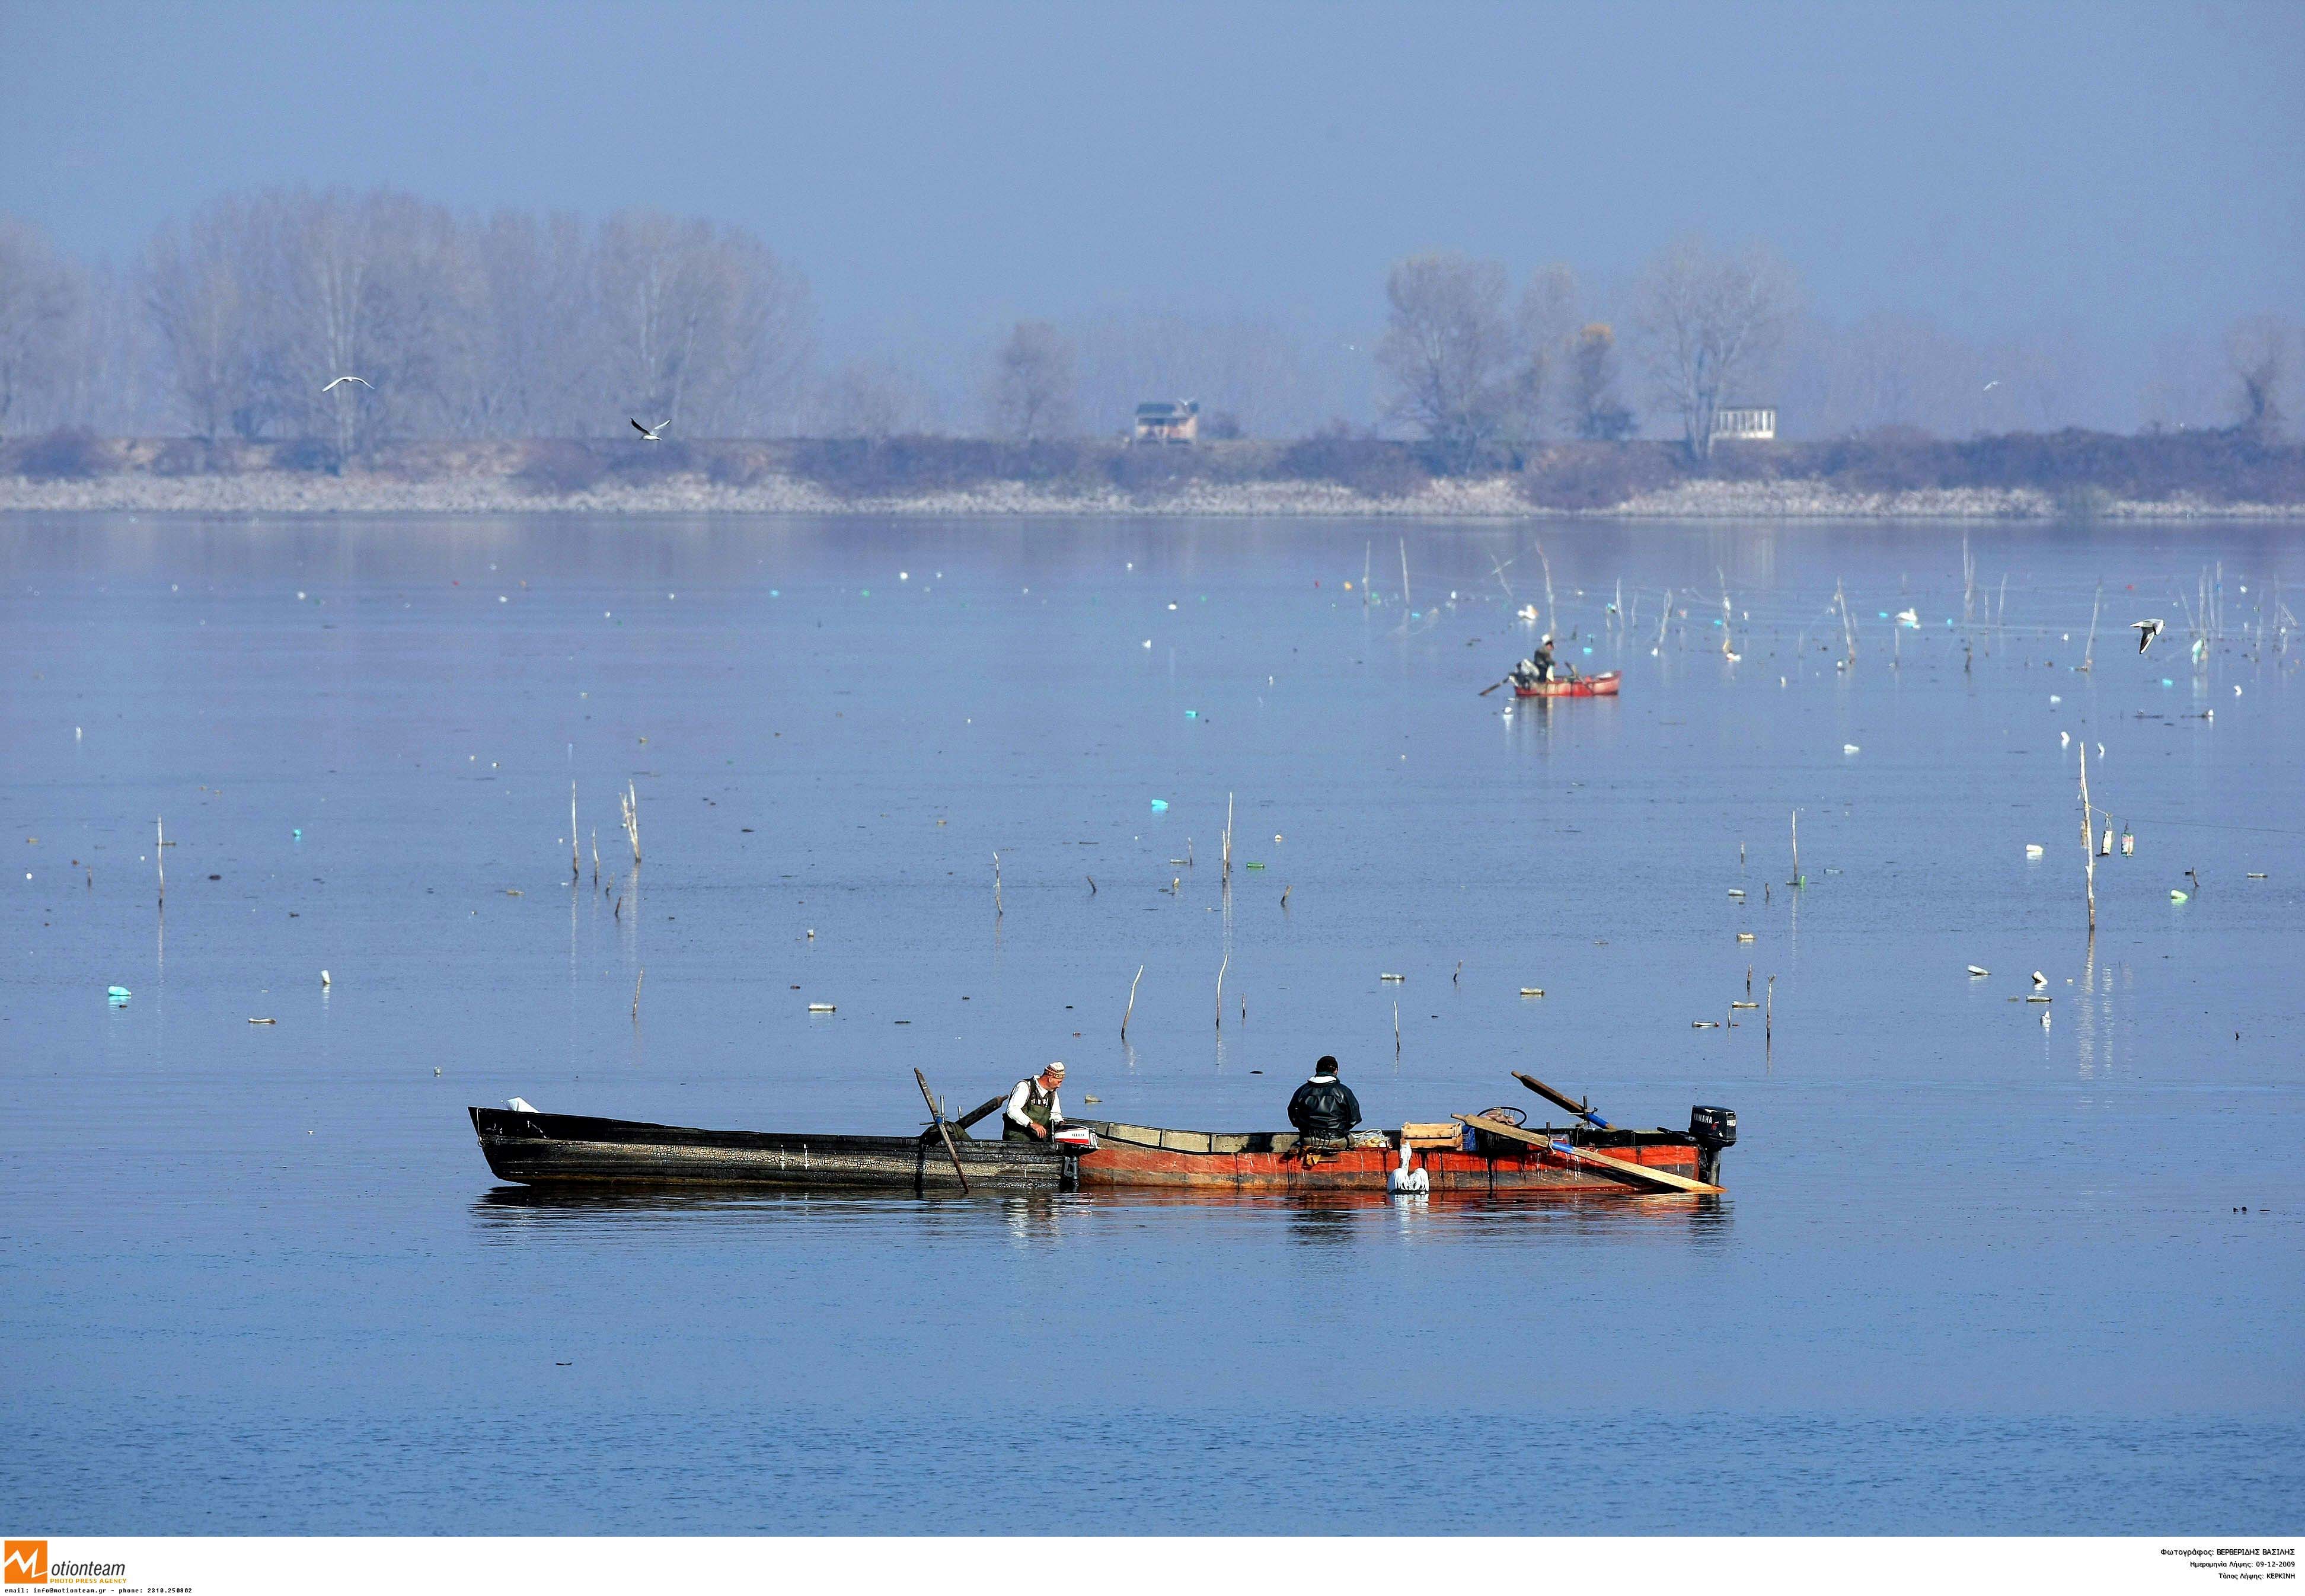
[1477,676,1512,697]
[1455,1112,1722,1195]
[914,1068,970,1194]
[952,1094,1006,1133]
[1512,1070,1611,1128]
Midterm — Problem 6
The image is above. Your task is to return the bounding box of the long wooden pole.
[1122,963,1142,1039]
[914,1068,970,1193]
[1455,1113,1722,1195]
[2079,740,2097,932]
[570,782,580,882]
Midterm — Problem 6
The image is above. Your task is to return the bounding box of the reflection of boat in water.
[468,1100,1734,1199]
[1514,669,1621,698]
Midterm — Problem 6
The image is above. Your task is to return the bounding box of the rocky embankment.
[4,467,2298,519]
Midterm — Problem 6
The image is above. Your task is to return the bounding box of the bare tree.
[596,211,813,436]
[987,320,1076,439]
[0,217,87,436]
[1631,235,1800,459]
[1375,251,1512,470]
[1499,264,1579,457]
[1568,323,1635,439]
[2227,315,2293,439]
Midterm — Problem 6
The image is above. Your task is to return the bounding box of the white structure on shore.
[1711,406,1777,442]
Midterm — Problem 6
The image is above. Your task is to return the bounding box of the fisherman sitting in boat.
[1286,1056,1362,1141]
[1511,636,1556,688]
[1003,1061,1066,1142]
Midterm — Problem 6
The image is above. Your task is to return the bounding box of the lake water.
[3,512,2300,1535]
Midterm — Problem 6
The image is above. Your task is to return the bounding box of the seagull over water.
[2130,618,2167,653]
[630,417,671,441]
[321,375,372,394]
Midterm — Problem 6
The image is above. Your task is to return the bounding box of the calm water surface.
[3,512,2300,1534]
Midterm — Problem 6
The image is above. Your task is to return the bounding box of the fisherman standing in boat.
[1286,1055,1362,1140]
[1003,1061,1067,1142]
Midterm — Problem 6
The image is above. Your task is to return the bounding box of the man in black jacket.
[1287,1055,1362,1139]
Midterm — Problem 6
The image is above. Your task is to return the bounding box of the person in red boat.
[1287,1056,1362,1140]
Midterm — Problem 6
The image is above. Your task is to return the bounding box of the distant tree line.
[0,191,2296,468]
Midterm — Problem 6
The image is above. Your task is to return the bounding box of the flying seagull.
[2031,971,2047,989]
[630,418,671,441]
[2131,618,2164,653]
[1982,380,2000,392]
[321,375,372,394]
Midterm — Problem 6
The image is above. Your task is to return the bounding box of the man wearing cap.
[1003,1061,1067,1142]
[1286,1055,1362,1140]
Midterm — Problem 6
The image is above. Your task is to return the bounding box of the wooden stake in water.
[1535,541,1557,636]
[2078,740,2097,933]
[1122,963,1143,1039]
[1399,537,1410,612]
[1790,809,1802,886]
[1215,952,1228,1031]
[570,782,580,882]
[1222,792,1234,882]
[592,829,599,886]
[155,816,165,906]
[632,966,644,1020]
[2083,580,2102,672]
[993,852,1003,918]
[1393,1000,1402,1062]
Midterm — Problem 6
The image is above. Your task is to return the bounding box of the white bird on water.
[630,417,671,441]
[2131,618,2164,653]
[506,1096,538,1113]
[321,375,372,394]
[2032,971,2048,989]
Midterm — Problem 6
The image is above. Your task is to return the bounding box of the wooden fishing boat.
[1514,669,1621,698]
[468,1105,1069,1192]
[1075,1112,1720,1196]
[470,1100,1734,1199]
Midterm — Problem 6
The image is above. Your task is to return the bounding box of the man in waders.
[1003,1061,1066,1142]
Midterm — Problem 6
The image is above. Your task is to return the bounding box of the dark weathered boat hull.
[469,1106,1067,1191]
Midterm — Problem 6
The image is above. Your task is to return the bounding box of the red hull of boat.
[1077,1128,1703,1196]
[1513,671,1621,698]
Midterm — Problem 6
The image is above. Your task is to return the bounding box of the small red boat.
[1074,1109,1728,1197]
[1514,669,1621,698]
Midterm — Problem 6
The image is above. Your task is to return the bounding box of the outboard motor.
[1052,1122,1099,1191]
[1688,1105,1737,1186]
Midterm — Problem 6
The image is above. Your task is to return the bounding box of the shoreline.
[4,471,2300,520]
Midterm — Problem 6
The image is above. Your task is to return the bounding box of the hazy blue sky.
[3,0,2298,362]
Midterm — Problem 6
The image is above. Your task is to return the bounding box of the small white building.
[1134,400,1199,444]
[1711,406,1777,442]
